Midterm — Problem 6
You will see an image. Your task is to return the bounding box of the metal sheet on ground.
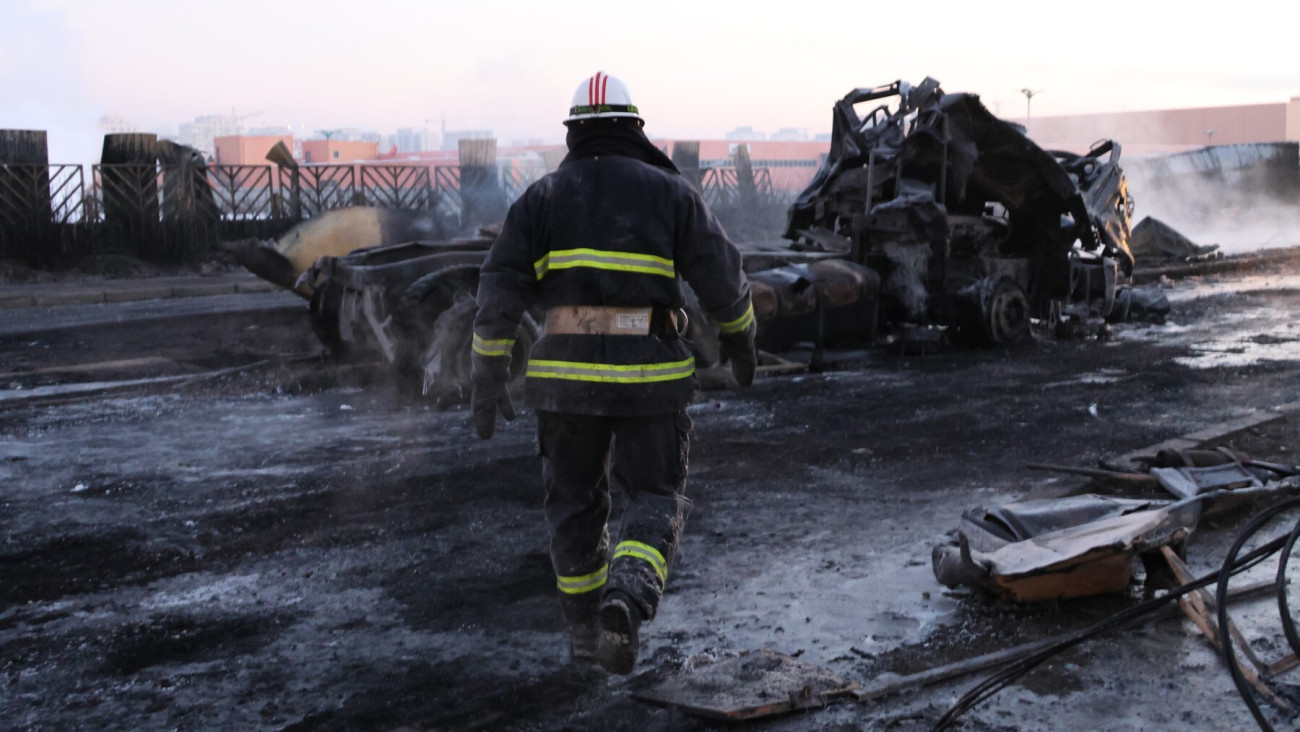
[632,649,856,720]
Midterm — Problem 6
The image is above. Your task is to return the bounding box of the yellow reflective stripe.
[557,564,608,595]
[526,357,694,384]
[716,302,755,334]
[534,248,675,280]
[472,333,515,357]
[613,541,668,584]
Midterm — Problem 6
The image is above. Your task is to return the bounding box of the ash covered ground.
[4,265,1300,731]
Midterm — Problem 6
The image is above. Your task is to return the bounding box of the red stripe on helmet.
[588,75,594,105]
[601,75,609,104]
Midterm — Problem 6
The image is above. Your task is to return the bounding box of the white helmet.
[566,71,642,124]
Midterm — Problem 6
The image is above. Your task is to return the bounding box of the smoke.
[1025,109,1300,257]
[1124,146,1300,256]
[1,3,105,165]
[5,101,106,165]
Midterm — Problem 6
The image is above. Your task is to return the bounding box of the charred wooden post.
[671,140,702,191]
[159,140,215,221]
[265,140,301,222]
[0,129,48,164]
[732,143,759,211]
[99,133,161,258]
[458,138,505,233]
[158,140,218,260]
[0,130,53,263]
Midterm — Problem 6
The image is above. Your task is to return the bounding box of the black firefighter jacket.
[472,153,753,417]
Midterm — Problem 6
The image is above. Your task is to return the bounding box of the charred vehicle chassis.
[301,233,538,405]
[780,78,1134,346]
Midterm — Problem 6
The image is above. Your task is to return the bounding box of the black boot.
[569,623,600,664]
[596,590,642,675]
[561,592,601,665]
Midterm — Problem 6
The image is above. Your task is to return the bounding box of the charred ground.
[4,263,1300,730]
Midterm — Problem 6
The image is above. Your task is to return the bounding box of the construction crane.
[230,108,264,129]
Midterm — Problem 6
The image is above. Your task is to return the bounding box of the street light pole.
[1019,88,1043,131]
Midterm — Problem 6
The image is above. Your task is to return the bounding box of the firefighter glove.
[719,324,757,387]
[471,357,516,440]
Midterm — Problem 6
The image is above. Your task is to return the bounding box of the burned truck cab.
[782,78,1134,347]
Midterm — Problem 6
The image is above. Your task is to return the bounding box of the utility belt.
[544,305,688,340]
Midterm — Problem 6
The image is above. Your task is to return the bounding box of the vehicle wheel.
[308,282,349,356]
[396,270,538,407]
[956,277,1029,347]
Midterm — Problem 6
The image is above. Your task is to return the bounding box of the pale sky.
[4,0,1298,164]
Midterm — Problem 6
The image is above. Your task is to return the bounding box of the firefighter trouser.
[538,409,692,626]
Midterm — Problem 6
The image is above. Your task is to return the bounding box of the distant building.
[770,128,809,142]
[179,115,243,158]
[301,139,380,164]
[393,128,428,153]
[246,125,294,137]
[97,114,142,135]
[725,126,766,141]
[442,129,493,151]
[1023,97,1300,155]
[213,134,294,166]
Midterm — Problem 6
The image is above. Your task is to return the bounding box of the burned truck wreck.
[225,78,1137,400]
[777,78,1135,347]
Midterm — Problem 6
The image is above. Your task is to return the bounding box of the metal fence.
[701,167,777,209]
[0,164,86,264]
[0,159,783,264]
[432,165,463,222]
[502,165,547,202]
[359,165,431,211]
[209,165,276,221]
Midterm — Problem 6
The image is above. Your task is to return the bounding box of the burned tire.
[956,277,1030,347]
[308,282,349,357]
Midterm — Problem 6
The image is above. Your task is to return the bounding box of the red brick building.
[212,134,293,165]
[300,139,380,164]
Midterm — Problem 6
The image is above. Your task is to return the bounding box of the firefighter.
[470,71,757,675]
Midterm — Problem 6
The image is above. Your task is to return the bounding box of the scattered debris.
[1159,546,1293,713]
[853,577,1276,703]
[939,437,1300,604]
[1129,216,1221,262]
[1026,462,1158,487]
[932,494,1200,602]
[637,581,1283,721]
[934,493,1300,730]
[1107,284,1171,324]
[1151,463,1263,499]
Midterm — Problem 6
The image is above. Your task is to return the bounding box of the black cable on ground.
[932,513,1295,731]
[1215,496,1300,732]
[1275,515,1300,659]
